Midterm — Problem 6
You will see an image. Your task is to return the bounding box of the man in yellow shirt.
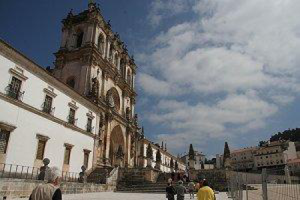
[197,179,215,200]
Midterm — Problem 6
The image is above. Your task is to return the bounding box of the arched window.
[66,77,76,88]
[127,70,131,86]
[98,34,105,55]
[109,44,114,62]
[76,31,84,48]
[114,54,119,68]
[120,59,126,77]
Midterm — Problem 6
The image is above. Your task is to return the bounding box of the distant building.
[215,154,223,169]
[181,151,208,170]
[230,147,258,171]
[287,158,300,176]
[254,141,297,170]
[138,139,186,172]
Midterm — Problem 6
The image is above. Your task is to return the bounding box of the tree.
[146,143,153,159]
[170,158,174,168]
[175,160,179,171]
[259,141,267,147]
[223,142,231,168]
[156,149,161,163]
[223,142,230,160]
[188,144,195,160]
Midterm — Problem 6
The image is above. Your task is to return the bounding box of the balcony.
[5,84,24,101]
[67,115,77,125]
[42,102,55,115]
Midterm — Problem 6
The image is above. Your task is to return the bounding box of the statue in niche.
[107,91,115,108]
[134,114,138,127]
[38,158,50,180]
[91,77,99,98]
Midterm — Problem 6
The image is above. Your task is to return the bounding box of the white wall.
[0,52,97,173]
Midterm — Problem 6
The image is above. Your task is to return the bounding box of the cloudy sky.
[1,0,300,157]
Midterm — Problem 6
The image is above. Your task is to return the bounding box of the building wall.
[139,140,186,172]
[0,44,97,173]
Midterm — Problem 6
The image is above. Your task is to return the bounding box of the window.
[114,54,118,67]
[64,146,72,165]
[98,34,105,54]
[83,150,90,168]
[120,59,126,77]
[86,117,93,133]
[0,130,10,154]
[36,140,46,160]
[109,44,114,61]
[66,77,75,88]
[76,31,84,48]
[42,95,53,114]
[68,108,76,125]
[7,77,22,100]
[127,70,131,86]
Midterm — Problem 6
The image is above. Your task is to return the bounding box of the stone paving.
[17,191,230,200]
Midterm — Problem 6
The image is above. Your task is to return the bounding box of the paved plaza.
[16,192,229,200]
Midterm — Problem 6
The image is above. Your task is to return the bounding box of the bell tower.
[53,2,137,115]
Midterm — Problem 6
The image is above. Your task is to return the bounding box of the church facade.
[0,3,185,174]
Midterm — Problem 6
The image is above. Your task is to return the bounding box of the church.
[0,2,185,175]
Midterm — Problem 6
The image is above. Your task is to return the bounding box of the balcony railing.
[5,84,24,101]
[42,102,55,115]
[0,163,79,182]
[67,115,78,125]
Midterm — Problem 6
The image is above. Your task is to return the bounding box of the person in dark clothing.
[176,180,186,200]
[166,182,177,200]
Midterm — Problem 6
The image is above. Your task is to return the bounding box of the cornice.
[0,92,94,138]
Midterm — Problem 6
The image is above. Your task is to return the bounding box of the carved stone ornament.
[125,107,131,121]
[91,77,99,98]
[105,110,113,122]
[114,74,120,84]
[99,113,104,128]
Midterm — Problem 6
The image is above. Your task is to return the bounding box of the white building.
[181,151,207,170]
[230,147,257,171]
[0,39,97,173]
[138,139,186,172]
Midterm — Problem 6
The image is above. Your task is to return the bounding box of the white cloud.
[139,0,300,153]
[147,0,194,26]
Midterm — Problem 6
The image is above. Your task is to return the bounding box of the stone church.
[52,2,139,168]
[0,2,185,174]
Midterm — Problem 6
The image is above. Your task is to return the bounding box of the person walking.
[197,179,215,200]
[188,181,195,199]
[29,167,62,200]
[166,182,176,200]
[176,180,186,200]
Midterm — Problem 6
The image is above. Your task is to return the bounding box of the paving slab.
[14,191,229,200]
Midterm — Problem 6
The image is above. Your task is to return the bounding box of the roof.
[231,147,258,154]
[288,159,300,164]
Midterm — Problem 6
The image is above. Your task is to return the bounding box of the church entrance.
[109,125,125,167]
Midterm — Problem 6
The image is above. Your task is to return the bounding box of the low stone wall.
[0,178,116,199]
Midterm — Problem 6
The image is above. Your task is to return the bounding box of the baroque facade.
[52,3,139,168]
[0,3,185,174]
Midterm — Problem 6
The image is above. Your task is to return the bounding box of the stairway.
[117,170,189,193]
[86,166,113,184]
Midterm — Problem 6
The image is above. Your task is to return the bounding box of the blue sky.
[1,0,300,157]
